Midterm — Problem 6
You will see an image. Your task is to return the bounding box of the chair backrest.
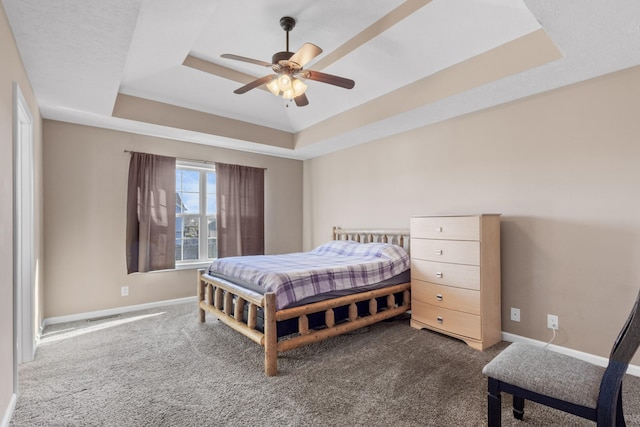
[610,290,640,363]
[597,290,640,422]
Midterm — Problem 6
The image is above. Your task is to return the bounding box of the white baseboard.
[502,332,640,377]
[1,394,16,427]
[42,296,198,327]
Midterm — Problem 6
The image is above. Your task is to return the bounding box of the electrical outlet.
[121,286,129,297]
[510,307,521,322]
[547,314,558,330]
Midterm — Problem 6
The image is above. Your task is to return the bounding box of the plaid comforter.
[207,240,410,310]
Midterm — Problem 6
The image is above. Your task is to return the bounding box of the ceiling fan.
[221,16,355,107]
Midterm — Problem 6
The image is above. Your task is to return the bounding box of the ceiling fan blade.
[233,74,277,94]
[302,70,355,89]
[289,43,322,67]
[221,54,272,68]
[294,93,309,107]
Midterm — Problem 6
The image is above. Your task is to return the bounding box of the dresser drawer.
[411,259,480,290]
[410,238,480,265]
[410,216,480,241]
[412,300,481,339]
[412,280,480,315]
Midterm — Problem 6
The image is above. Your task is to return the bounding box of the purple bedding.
[206,240,410,310]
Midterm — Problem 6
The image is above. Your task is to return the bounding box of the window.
[175,163,217,264]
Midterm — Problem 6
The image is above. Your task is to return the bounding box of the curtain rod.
[123,150,266,170]
[124,149,214,165]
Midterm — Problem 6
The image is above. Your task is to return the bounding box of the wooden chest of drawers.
[410,215,501,350]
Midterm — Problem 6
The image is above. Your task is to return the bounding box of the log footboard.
[198,269,411,376]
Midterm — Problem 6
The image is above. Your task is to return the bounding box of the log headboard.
[332,227,410,253]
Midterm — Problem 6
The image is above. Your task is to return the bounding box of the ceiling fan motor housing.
[272,51,294,66]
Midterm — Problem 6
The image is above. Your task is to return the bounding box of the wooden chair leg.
[615,390,626,427]
[513,395,525,420]
[487,378,502,427]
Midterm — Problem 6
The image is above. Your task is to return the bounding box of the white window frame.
[175,161,216,269]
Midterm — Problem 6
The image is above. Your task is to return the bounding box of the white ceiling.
[3,0,640,160]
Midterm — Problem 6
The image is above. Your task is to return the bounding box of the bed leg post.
[197,270,205,323]
[264,293,278,376]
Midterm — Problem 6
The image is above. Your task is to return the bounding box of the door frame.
[13,82,36,392]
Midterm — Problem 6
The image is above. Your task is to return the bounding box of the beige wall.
[43,121,303,318]
[303,65,640,364]
[0,2,44,421]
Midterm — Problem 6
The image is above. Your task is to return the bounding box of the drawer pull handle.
[437,316,444,324]
[436,294,443,301]
[435,227,443,232]
[435,249,443,255]
[436,272,443,278]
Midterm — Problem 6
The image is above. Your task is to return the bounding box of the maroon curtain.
[216,163,264,257]
[126,152,176,273]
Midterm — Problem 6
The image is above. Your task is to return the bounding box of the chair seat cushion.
[482,342,606,408]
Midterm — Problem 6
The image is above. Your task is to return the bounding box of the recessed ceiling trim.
[311,0,433,71]
[112,94,294,150]
[294,28,562,150]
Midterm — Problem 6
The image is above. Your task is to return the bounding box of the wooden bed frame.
[197,227,411,376]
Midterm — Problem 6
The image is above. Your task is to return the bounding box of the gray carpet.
[10,302,640,426]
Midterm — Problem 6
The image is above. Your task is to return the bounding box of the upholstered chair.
[482,290,640,426]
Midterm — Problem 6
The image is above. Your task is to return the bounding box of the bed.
[197,227,411,376]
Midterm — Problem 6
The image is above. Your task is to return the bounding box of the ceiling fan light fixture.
[282,88,295,100]
[266,74,307,100]
[266,78,280,96]
[292,78,307,96]
[282,78,307,100]
[277,74,292,90]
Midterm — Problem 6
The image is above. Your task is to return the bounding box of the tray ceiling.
[4,0,640,159]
